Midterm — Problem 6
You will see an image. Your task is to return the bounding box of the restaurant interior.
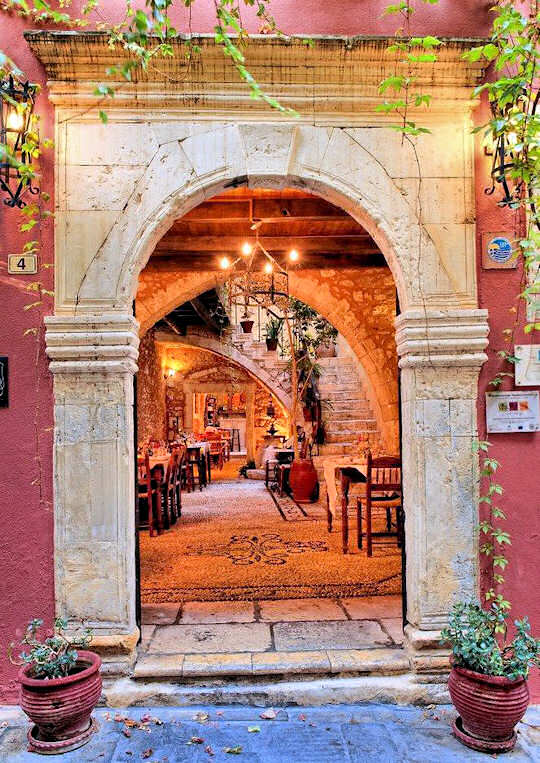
[135,188,404,628]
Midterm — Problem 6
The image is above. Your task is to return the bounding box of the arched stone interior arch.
[45,120,489,679]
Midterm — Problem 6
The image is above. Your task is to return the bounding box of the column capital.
[45,313,139,374]
[395,309,489,369]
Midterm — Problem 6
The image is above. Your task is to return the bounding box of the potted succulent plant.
[441,601,540,753]
[10,618,101,755]
[264,315,282,351]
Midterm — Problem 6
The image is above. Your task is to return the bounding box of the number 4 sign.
[7,254,38,274]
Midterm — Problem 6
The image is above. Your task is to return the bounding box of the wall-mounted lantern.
[0,75,38,208]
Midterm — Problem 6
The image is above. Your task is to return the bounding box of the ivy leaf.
[99,110,108,124]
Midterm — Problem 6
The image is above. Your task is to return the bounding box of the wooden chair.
[357,453,403,557]
[173,445,186,517]
[186,446,204,491]
[209,439,224,470]
[218,430,231,461]
[161,453,178,528]
[137,453,162,537]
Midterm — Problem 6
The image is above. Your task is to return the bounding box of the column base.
[404,624,450,677]
[90,628,140,677]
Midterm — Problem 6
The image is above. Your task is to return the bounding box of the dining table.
[322,455,367,554]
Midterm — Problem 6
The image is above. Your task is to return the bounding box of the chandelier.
[0,75,38,208]
[220,221,300,315]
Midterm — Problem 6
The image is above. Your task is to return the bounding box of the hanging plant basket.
[240,319,254,334]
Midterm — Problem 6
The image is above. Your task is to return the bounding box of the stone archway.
[45,122,489,674]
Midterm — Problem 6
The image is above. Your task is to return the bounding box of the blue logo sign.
[487,236,512,264]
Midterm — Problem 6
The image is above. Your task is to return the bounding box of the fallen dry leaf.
[188,737,205,745]
[247,726,260,733]
[205,745,215,756]
[193,711,209,723]
[122,729,132,738]
[298,714,306,721]
[141,750,153,759]
[114,714,127,723]
[260,708,277,720]
[223,746,243,755]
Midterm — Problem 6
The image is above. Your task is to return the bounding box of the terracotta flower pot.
[448,665,529,751]
[19,650,102,754]
[316,341,336,358]
[289,458,318,503]
[240,319,254,334]
[265,338,278,351]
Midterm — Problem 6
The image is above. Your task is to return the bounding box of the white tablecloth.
[322,456,366,517]
[148,455,170,472]
[188,441,211,455]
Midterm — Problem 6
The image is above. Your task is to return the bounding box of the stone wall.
[137,329,166,443]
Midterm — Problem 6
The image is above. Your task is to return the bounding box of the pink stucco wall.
[0,1,538,702]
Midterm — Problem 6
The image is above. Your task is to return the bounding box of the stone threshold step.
[134,648,409,680]
[103,673,450,708]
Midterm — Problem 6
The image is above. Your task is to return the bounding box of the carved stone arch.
[77,123,449,313]
[46,120,489,680]
[154,331,293,414]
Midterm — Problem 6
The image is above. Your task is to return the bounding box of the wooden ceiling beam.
[149,253,388,271]
[154,235,375,253]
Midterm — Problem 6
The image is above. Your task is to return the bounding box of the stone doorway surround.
[34,32,490,680]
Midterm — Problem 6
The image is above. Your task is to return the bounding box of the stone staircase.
[184,326,380,497]
[313,356,380,499]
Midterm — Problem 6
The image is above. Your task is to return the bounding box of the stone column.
[45,313,139,672]
[396,309,489,674]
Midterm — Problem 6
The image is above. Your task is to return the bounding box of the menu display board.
[486,391,540,433]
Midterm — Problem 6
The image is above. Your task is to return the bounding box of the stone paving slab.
[1,705,538,762]
[150,623,272,654]
[380,618,404,645]
[181,601,255,624]
[342,595,402,620]
[273,620,391,651]
[141,602,181,625]
[259,598,347,622]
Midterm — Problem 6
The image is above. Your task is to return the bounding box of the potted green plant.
[264,315,282,351]
[239,311,254,334]
[10,618,101,755]
[441,601,540,753]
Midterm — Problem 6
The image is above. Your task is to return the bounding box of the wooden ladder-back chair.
[357,452,403,557]
[137,453,162,537]
[173,445,186,517]
[186,446,204,492]
[161,453,179,529]
[209,438,225,470]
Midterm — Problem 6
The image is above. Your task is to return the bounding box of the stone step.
[316,443,354,455]
[132,647,409,682]
[325,419,378,434]
[326,408,373,421]
[326,432,371,443]
[104,671,449,707]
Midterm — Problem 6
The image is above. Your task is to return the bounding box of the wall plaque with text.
[486,391,540,433]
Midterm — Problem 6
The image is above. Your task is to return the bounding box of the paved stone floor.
[1,704,538,761]
[137,596,405,678]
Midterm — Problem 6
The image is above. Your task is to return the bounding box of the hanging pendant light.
[0,75,38,208]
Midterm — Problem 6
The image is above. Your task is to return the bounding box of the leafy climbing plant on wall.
[0,0,538,606]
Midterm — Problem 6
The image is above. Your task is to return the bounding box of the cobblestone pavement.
[0,704,538,762]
